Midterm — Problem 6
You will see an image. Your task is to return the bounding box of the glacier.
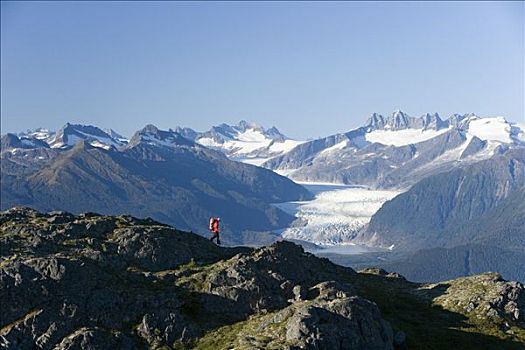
[274,183,401,247]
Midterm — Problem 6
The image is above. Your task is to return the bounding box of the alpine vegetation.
[1,208,524,349]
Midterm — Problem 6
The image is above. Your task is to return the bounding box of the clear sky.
[1,1,523,139]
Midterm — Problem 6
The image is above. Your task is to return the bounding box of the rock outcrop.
[429,273,525,327]
[1,208,524,349]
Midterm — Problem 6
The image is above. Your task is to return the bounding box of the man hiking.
[209,217,221,245]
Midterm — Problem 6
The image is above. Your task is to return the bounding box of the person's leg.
[216,232,221,245]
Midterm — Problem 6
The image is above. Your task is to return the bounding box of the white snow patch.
[48,128,123,149]
[197,128,305,158]
[90,140,112,150]
[235,157,269,166]
[308,244,379,255]
[142,134,191,149]
[294,181,352,189]
[268,139,305,153]
[197,137,219,147]
[75,130,123,147]
[320,140,348,155]
[365,128,450,146]
[20,128,54,141]
[467,117,513,143]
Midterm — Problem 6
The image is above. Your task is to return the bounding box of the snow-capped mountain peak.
[465,115,524,144]
[366,111,446,133]
[388,110,410,130]
[174,121,304,165]
[365,113,386,130]
[48,123,126,150]
[18,127,56,142]
[359,112,524,148]
[104,128,129,144]
[127,124,197,149]
[236,120,263,132]
[264,111,525,189]
[1,133,50,152]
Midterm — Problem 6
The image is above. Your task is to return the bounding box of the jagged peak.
[127,124,196,149]
[1,133,50,151]
[143,124,162,133]
[198,120,288,145]
[366,113,386,129]
[104,128,127,141]
[365,111,447,131]
[237,119,262,131]
[48,123,125,150]
[266,126,283,136]
[392,109,408,118]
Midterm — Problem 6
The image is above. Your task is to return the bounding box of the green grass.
[191,308,299,350]
[174,258,232,293]
[349,272,525,350]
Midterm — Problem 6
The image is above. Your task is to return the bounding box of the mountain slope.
[373,186,525,283]
[1,208,524,349]
[1,126,312,245]
[264,112,524,188]
[360,149,525,251]
[382,244,525,283]
[1,133,49,151]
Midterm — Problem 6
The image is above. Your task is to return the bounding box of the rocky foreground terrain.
[1,208,524,349]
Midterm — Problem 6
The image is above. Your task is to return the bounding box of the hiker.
[209,217,221,245]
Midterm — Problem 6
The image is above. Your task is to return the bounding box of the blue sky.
[1,1,523,139]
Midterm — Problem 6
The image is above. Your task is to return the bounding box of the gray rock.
[292,285,305,302]
[0,209,392,349]
[53,327,135,350]
[285,296,393,349]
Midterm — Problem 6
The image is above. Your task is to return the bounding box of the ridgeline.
[1,208,524,349]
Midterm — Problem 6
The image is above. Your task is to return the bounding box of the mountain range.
[2,111,524,283]
[14,120,305,165]
[174,120,305,165]
[1,124,311,245]
[264,111,524,188]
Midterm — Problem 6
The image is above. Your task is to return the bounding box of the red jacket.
[209,218,220,233]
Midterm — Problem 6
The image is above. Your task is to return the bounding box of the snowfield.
[467,116,514,143]
[274,184,401,247]
[197,127,304,160]
[365,127,450,147]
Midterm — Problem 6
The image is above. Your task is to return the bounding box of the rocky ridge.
[1,208,524,349]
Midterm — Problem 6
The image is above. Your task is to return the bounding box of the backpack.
[209,217,220,232]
